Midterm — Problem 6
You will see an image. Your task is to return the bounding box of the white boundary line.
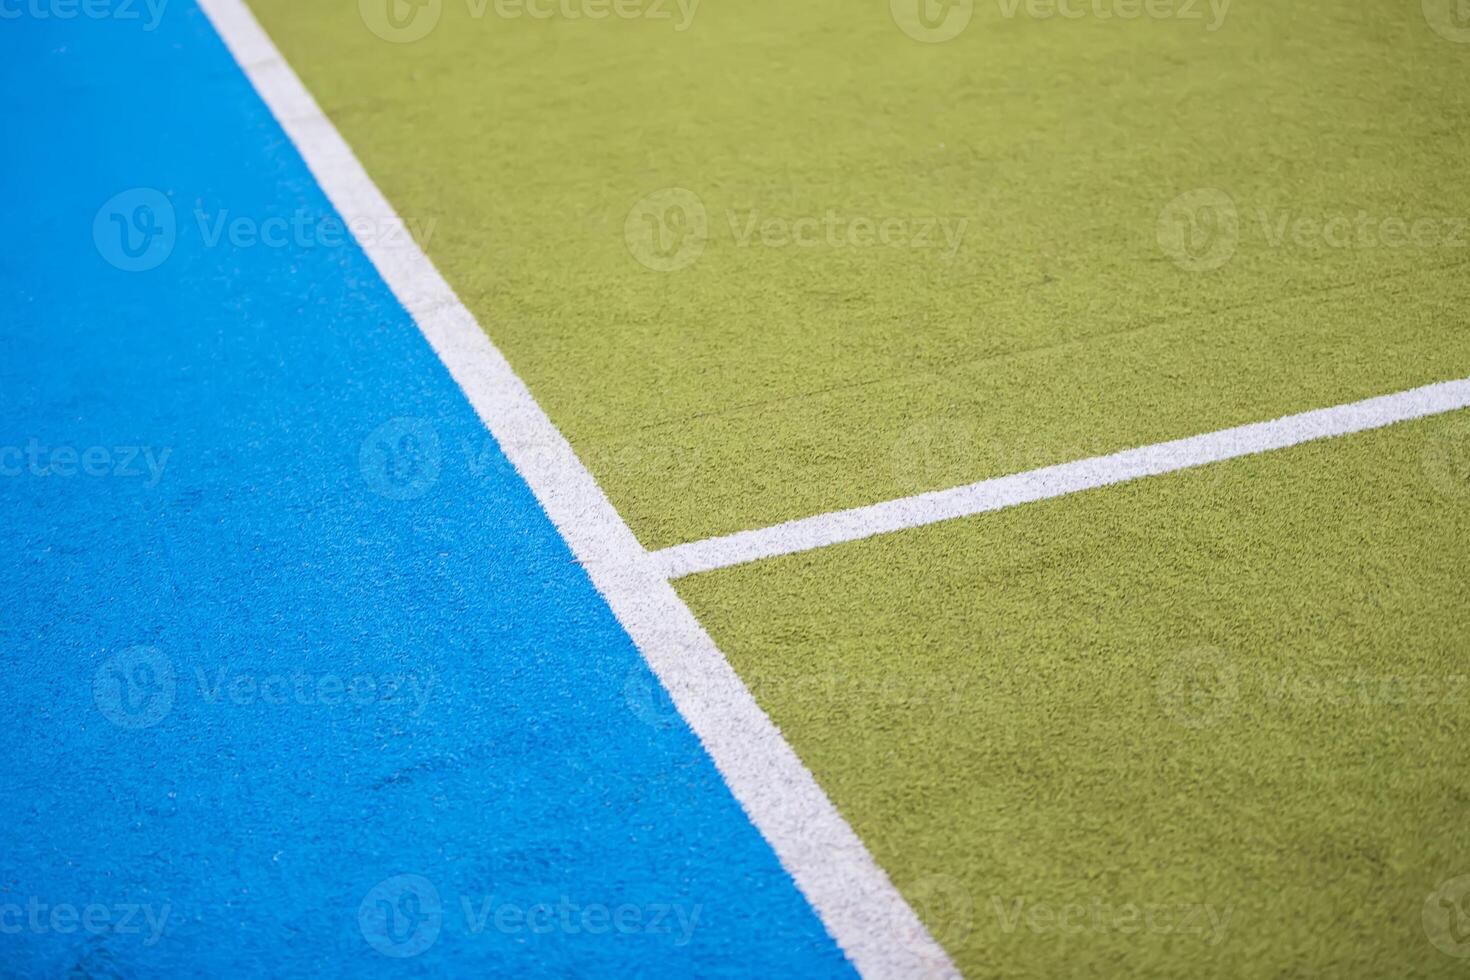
[194,2,958,977]
[651,377,1470,580]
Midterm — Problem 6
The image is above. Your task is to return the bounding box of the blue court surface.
[0,7,850,976]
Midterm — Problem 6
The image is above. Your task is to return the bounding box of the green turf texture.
[248,0,1469,550]
[677,410,1470,977]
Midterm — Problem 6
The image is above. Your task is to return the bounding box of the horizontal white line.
[652,376,1470,579]
[196,2,957,977]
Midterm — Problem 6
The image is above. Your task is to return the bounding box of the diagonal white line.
[651,377,1470,580]
[194,2,958,977]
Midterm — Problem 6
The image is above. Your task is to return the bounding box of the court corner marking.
[193,1,959,977]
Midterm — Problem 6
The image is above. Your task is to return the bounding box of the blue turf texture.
[0,5,853,976]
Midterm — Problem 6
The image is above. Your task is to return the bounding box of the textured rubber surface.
[0,9,850,976]
[245,0,1470,549]
[679,411,1470,978]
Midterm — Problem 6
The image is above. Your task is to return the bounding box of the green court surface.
[250,0,1469,549]
[680,410,1470,978]
[243,0,1470,974]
